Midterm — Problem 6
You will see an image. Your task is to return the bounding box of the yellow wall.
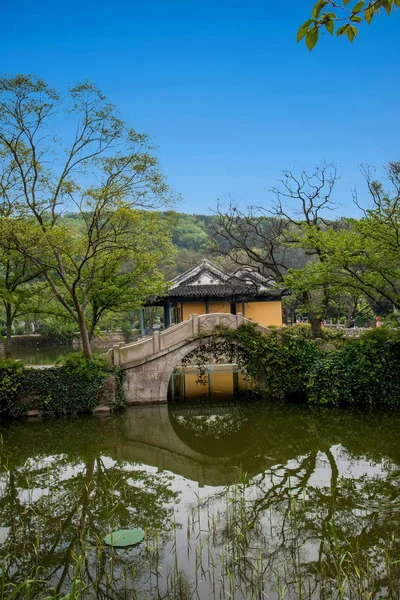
[182,301,206,320]
[236,302,245,315]
[183,372,235,398]
[242,301,282,327]
[181,298,282,327]
[184,373,208,398]
[238,372,255,391]
[211,372,234,395]
[209,301,231,314]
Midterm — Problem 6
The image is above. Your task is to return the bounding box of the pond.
[7,344,109,365]
[1,379,400,598]
[7,345,78,365]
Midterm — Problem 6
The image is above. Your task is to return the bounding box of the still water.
[8,345,107,365]
[1,372,400,599]
[8,345,78,365]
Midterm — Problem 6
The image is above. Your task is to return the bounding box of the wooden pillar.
[163,301,171,329]
[233,371,239,395]
[140,308,146,336]
[208,367,212,399]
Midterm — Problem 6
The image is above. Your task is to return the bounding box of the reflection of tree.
[0,417,179,598]
[2,402,400,598]
[201,444,400,599]
[197,405,400,599]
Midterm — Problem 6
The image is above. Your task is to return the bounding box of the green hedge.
[307,328,400,407]
[216,323,400,408]
[0,353,124,418]
[0,358,25,414]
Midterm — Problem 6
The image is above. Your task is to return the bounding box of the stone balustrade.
[109,312,256,369]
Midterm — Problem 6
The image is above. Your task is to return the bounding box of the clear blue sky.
[2,0,399,216]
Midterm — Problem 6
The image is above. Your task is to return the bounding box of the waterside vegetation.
[0,353,123,418]
[188,322,400,408]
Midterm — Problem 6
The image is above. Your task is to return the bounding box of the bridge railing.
[105,317,375,367]
[111,313,256,368]
[323,324,372,337]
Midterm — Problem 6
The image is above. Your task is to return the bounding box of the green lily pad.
[103,529,144,548]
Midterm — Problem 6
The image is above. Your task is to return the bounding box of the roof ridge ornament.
[170,259,230,289]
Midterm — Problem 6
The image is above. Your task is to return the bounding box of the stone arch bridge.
[106,313,271,404]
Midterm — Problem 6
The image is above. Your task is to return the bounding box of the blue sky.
[2,0,399,216]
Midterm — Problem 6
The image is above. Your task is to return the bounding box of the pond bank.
[0,331,140,360]
[0,356,124,419]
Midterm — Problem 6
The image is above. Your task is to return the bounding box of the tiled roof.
[168,282,283,299]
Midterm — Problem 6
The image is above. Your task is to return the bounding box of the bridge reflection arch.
[167,401,254,458]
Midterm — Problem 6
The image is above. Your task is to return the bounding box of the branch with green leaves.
[298,0,399,50]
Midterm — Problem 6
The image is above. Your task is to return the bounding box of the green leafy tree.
[299,0,400,50]
[0,75,174,359]
[0,246,42,356]
[288,162,400,321]
[212,163,339,337]
[168,212,209,251]
[86,210,174,338]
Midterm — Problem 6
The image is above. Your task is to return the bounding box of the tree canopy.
[299,0,399,49]
[0,75,175,358]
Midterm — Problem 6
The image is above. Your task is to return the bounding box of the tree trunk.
[76,305,93,360]
[310,317,322,339]
[301,291,323,339]
[5,302,13,358]
[89,305,100,341]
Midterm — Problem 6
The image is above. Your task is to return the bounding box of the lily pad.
[103,529,144,548]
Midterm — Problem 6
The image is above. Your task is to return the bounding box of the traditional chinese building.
[146,259,283,329]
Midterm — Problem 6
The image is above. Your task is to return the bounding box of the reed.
[1,451,400,599]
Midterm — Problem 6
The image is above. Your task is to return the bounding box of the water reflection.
[168,368,252,402]
[7,345,77,365]
[1,403,400,598]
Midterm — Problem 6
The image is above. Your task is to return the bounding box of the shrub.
[214,323,400,408]
[307,328,400,407]
[120,320,133,341]
[286,323,345,345]
[0,358,24,415]
[56,352,109,379]
[0,353,124,419]
[207,323,322,401]
[37,318,77,343]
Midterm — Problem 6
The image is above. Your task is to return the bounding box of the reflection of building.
[146,259,283,329]
[170,369,252,401]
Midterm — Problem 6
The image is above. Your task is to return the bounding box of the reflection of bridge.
[106,313,271,404]
[116,404,276,487]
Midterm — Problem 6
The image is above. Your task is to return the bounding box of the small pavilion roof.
[166,259,283,300]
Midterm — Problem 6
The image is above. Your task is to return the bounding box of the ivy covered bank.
[188,323,400,408]
[0,353,124,419]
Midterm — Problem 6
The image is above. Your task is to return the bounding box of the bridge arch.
[111,313,271,404]
[118,403,276,486]
[159,335,222,401]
